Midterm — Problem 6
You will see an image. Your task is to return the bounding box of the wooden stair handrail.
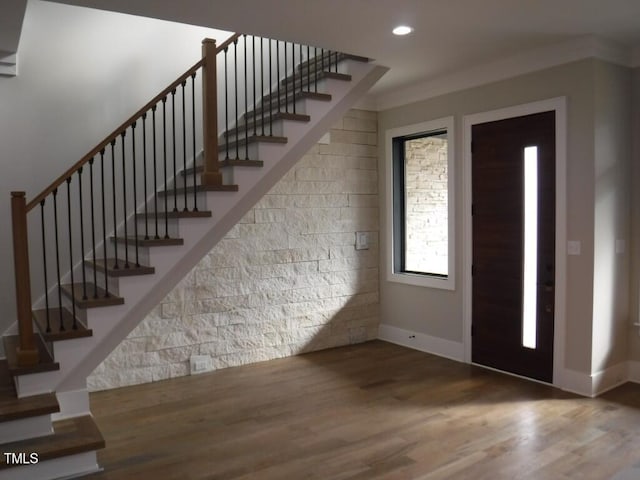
[26,33,241,212]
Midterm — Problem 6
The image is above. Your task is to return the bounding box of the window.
[386,117,455,289]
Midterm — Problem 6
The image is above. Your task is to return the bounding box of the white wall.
[592,61,632,373]
[0,0,231,335]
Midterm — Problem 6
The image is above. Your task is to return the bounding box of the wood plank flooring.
[86,341,640,479]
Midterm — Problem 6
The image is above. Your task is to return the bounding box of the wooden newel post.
[11,192,39,366]
[201,38,222,186]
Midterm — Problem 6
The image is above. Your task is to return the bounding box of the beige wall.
[88,109,380,390]
[378,60,599,374]
[592,62,632,372]
[630,67,640,362]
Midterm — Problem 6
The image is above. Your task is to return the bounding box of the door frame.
[462,97,567,387]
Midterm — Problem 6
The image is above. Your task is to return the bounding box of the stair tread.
[33,308,92,342]
[0,415,105,468]
[0,360,59,422]
[3,335,59,376]
[230,112,311,136]
[135,210,213,219]
[61,283,124,308]
[181,161,263,177]
[297,52,370,72]
[282,71,352,87]
[260,90,331,105]
[218,135,287,152]
[112,236,185,246]
[159,184,239,196]
[85,259,155,277]
[248,91,331,117]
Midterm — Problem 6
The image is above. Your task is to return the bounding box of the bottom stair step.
[0,415,105,475]
[2,336,59,377]
[0,361,59,422]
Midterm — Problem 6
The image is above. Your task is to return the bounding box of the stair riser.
[245,97,310,121]
[224,117,287,140]
[157,188,209,213]
[261,81,331,104]
[218,140,259,161]
[0,451,100,480]
[0,415,53,444]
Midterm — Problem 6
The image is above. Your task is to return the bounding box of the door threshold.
[471,361,553,388]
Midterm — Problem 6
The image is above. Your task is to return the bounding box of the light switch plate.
[355,232,369,250]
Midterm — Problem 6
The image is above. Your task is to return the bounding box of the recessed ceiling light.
[392,25,413,36]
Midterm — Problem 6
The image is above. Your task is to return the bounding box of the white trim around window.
[385,116,455,290]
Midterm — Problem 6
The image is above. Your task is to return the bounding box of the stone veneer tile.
[88,109,380,391]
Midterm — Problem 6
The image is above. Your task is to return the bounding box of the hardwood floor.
[87,341,640,479]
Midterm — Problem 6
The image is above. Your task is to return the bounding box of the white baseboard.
[378,324,464,362]
[560,362,629,397]
[591,362,628,396]
[378,325,637,397]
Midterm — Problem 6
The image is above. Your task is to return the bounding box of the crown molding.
[374,36,634,111]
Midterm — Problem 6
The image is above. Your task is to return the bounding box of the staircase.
[0,33,386,479]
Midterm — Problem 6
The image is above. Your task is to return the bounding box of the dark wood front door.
[471,111,555,383]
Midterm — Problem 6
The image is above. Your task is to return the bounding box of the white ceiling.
[25,0,640,95]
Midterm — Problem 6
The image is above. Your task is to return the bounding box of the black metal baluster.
[284,42,288,114]
[171,89,178,212]
[77,167,87,300]
[181,81,188,211]
[100,149,109,297]
[66,177,77,329]
[89,158,98,298]
[110,140,119,270]
[293,43,297,114]
[244,34,249,160]
[40,200,51,332]
[191,73,198,212]
[269,39,273,136]
[120,131,130,269]
[253,36,257,136]
[131,122,140,268]
[276,41,281,115]
[261,37,265,136]
[142,113,149,240]
[306,45,310,92]
[162,97,169,238]
[152,106,160,239]
[234,38,239,160]
[52,188,64,331]
[334,51,339,73]
[315,47,319,92]
[224,47,229,160]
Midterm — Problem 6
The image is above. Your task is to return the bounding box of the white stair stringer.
[14,60,388,415]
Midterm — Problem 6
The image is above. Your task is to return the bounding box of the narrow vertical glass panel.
[522,146,538,349]
[403,133,448,275]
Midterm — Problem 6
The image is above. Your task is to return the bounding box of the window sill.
[387,271,455,290]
